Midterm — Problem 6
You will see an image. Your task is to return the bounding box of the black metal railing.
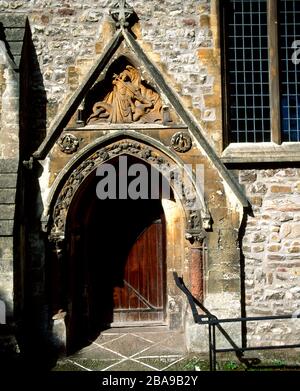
[174,272,300,371]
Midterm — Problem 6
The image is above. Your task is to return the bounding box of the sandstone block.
[0,189,16,204]
[270,233,280,242]
[270,185,292,193]
[251,232,266,243]
[0,174,17,188]
[253,245,264,253]
[288,246,300,253]
[0,220,14,236]
[280,223,300,239]
[0,159,18,174]
[0,205,15,220]
[267,272,273,284]
[249,196,262,207]
[271,226,280,233]
[0,259,13,273]
[267,244,281,252]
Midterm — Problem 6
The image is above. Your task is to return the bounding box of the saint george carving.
[87,65,163,124]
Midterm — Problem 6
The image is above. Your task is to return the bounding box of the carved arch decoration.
[46,132,211,243]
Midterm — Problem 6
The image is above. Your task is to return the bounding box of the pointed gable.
[32,4,248,209]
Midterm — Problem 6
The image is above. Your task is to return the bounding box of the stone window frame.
[220,0,300,163]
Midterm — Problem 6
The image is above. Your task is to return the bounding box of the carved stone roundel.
[171,132,192,153]
[57,133,79,154]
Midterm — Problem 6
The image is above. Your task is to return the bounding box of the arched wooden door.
[113,218,165,325]
[65,177,167,351]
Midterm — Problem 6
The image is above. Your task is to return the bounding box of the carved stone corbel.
[185,230,207,246]
[185,209,207,245]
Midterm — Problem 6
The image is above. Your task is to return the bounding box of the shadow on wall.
[238,204,254,349]
[11,20,59,370]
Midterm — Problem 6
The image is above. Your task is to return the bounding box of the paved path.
[52,327,193,371]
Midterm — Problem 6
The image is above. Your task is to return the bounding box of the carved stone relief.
[87,65,163,124]
[57,133,79,154]
[171,132,192,153]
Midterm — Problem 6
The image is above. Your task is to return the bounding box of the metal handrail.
[173,272,300,371]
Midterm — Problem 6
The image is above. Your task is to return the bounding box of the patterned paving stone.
[51,328,188,371]
[102,333,153,357]
[71,358,120,371]
[136,355,183,370]
[71,345,122,360]
[106,359,150,372]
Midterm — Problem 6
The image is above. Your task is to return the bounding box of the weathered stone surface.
[1,0,300,353]
[249,196,262,207]
[248,182,267,194]
[0,205,15,220]
[267,244,281,252]
[0,259,13,273]
[280,223,300,239]
[270,233,280,242]
[0,159,18,174]
[264,290,285,300]
[0,189,16,203]
[270,185,292,194]
[241,166,300,346]
[0,174,17,188]
[288,246,300,253]
[0,237,13,254]
[239,170,257,183]
[253,245,264,253]
[251,233,266,243]
[0,220,13,235]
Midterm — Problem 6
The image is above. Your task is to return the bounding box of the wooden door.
[113,219,165,324]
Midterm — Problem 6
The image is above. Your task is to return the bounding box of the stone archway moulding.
[45,131,211,243]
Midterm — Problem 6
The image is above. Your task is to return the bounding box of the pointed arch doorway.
[65,154,170,350]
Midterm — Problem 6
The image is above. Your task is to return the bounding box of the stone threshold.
[104,323,169,333]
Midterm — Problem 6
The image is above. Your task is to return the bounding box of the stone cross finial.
[110,0,134,27]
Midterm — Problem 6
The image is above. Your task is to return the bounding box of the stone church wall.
[0,0,299,355]
[240,168,300,346]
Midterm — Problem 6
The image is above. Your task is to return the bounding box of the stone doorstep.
[102,325,169,334]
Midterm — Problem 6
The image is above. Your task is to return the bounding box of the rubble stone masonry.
[0,0,299,352]
[240,168,300,346]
